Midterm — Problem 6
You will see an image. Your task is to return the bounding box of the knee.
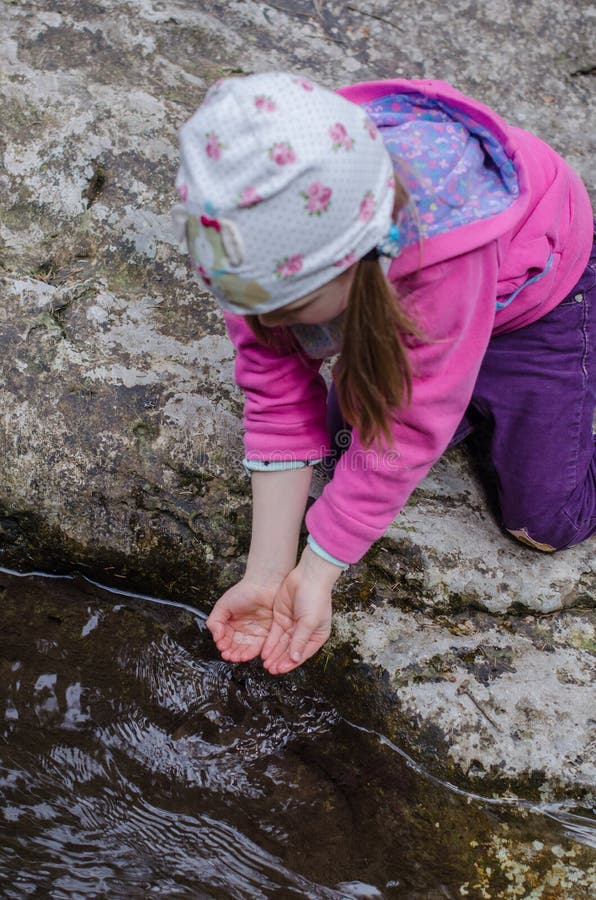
[506,526,557,553]
[503,462,596,551]
[506,509,595,552]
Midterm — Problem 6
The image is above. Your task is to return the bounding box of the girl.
[175,71,595,675]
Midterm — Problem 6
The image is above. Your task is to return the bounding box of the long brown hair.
[246,179,421,448]
[334,259,420,448]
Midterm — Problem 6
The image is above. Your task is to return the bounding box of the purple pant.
[328,230,596,551]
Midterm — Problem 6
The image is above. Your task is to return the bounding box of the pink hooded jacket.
[223,79,593,564]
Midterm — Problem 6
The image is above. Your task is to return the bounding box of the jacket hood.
[339,80,530,276]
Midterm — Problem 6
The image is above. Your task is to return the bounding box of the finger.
[262,636,295,674]
[296,629,330,665]
[221,643,261,663]
[289,619,318,665]
[206,609,229,643]
[264,650,304,675]
[263,628,306,674]
[213,626,234,654]
[261,640,291,674]
[260,620,288,662]
[207,621,223,642]
[212,627,230,651]
[266,626,330,675]
[261,623,292,671]
[269,656,301,675]
[263,615,320,673]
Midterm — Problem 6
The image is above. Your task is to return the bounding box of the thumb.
[206,610,227,642]
[289,619,315,664]
[208,621,223,642]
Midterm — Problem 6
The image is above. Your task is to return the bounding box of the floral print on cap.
[359,191,376,222]
[302,181,332,216]
[275,254,304,278]
[293,77,314,91]
[255,95,277,113]
[206,132,224,160]
[239,186,262,207]
[329,122,354,151]
[270,142,297,165]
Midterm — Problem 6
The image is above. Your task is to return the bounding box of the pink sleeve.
[223,313,330,461]
[305,243,500,563]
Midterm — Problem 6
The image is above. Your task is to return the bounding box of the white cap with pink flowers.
[175,71,396,316]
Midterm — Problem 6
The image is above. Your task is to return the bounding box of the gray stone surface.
[0,0,595,825]
[333,601,595,791]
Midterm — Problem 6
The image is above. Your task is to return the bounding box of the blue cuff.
[243,458,322,476]
[306,534,349,570]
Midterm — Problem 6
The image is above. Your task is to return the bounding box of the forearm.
[245,467,314,583]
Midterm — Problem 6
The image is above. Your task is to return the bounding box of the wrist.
[244,557,292,588]
[306,534,349,570]
[299,545,344,587]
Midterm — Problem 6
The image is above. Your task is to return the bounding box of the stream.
[0,567,593,898]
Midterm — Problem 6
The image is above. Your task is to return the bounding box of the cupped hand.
[260,547,340,675]
[206,577,282,663]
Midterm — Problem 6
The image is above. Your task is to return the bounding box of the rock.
[0,0,594,820]
[327,599,595,796]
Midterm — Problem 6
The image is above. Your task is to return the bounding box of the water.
[0,568,594,899]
